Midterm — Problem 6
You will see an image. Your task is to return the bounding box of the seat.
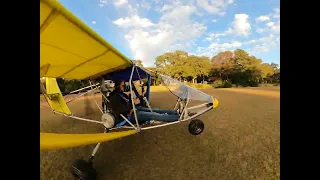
[103,94,133,128]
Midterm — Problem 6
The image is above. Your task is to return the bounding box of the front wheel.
[71,159,96,180]
[188,119,204,135]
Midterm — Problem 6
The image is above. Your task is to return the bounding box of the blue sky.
[58,0,280,67]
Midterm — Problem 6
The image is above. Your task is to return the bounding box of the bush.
[194,84,203,89]
[212,80,224,88]
[223,80,232,88]
[202,84,213,89]
[248,80,259,87]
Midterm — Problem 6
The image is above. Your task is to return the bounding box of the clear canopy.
[159,74,213,103]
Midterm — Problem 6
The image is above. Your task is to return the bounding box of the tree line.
[149,49,280,87]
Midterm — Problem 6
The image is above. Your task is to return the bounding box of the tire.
[71,159,97,180]
[188,119,204,135]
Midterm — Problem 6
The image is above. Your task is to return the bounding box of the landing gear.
[71,159,96,180]
[188,119,204,135]
[71,142,102,180]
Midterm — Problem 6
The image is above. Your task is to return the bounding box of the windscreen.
[159,74,213,103]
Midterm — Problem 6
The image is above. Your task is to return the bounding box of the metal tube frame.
[89,81,103,114]
[40,69,214,132]
[129,65,140,132]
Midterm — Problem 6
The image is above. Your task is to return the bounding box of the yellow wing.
[40,0,132,80]
[40,131,137,150]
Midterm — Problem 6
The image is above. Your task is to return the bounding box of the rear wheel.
[188,119,204,135]
[71,159,96,180]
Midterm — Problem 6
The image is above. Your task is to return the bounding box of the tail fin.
[45,77,72,115]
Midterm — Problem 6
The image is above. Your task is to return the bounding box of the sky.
[58,0,280,67]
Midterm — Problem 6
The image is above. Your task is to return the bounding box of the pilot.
[108,80,180,125]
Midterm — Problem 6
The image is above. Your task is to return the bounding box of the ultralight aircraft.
[40,0,219,179]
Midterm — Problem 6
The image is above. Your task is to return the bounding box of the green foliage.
[212,80,224,88]
[209,49,279,87]
[56,78,65,92]
[155,50,211,83]
[248,80,259,87]
[183,82,211,90]
[133,60,144,67]
[223,80,232,88]
[151,74,162,86]
[212,79,232,88]
[64,80,90,92]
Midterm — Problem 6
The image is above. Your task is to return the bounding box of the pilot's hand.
[134,98,140,105]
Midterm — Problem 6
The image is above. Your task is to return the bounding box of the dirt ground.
[40,87,280,180]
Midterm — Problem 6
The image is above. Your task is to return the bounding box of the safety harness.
[115,93,134,127]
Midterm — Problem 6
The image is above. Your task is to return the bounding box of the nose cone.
[212,97,219,109]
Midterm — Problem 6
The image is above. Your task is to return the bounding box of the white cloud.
[127,4,138,15]
[212,19,217,22]
[92,21,96,24]
[273,8,280,18]
[196,0,234,15]
[273,14,280,19]
[140,0,152,10]
[232,14,251,36]
[256,28,264,33]
[200,32,279,58]
[196,41,242,57]
[250,34,278,54]
[259,21,279,34]
[152,0,162,3]
[256,15,270,22]
[254,8,279,35]
[204,27,232,41]
[161,4,174,12]
[273,15,280,19]
[270,21,280,33]
[160,0,182,12]
[98,0,108,7]
[267,22,274,27]
[160,5,197,23]
[205,32,226,41]
[243,39,257,45]
[114,0,128,7]
[113,15,154,28]
[115,5,207,66]
[225,27,233,34]
[255,20,279,34]
[252,45,269,54]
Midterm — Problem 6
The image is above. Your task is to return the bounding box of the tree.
[155,50,190,80]
[270,63,279,72]
[153,48,279,87]
[155,52,174,76]
[56,78,65,92]
[187,56,211,83]
[133,60,144,67]
[211,51,235,79]
[260,63,275,83]
[227,49,263,86]
[155,50,212,83]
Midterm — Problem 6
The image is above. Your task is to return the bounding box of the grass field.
[40,87,280,180]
